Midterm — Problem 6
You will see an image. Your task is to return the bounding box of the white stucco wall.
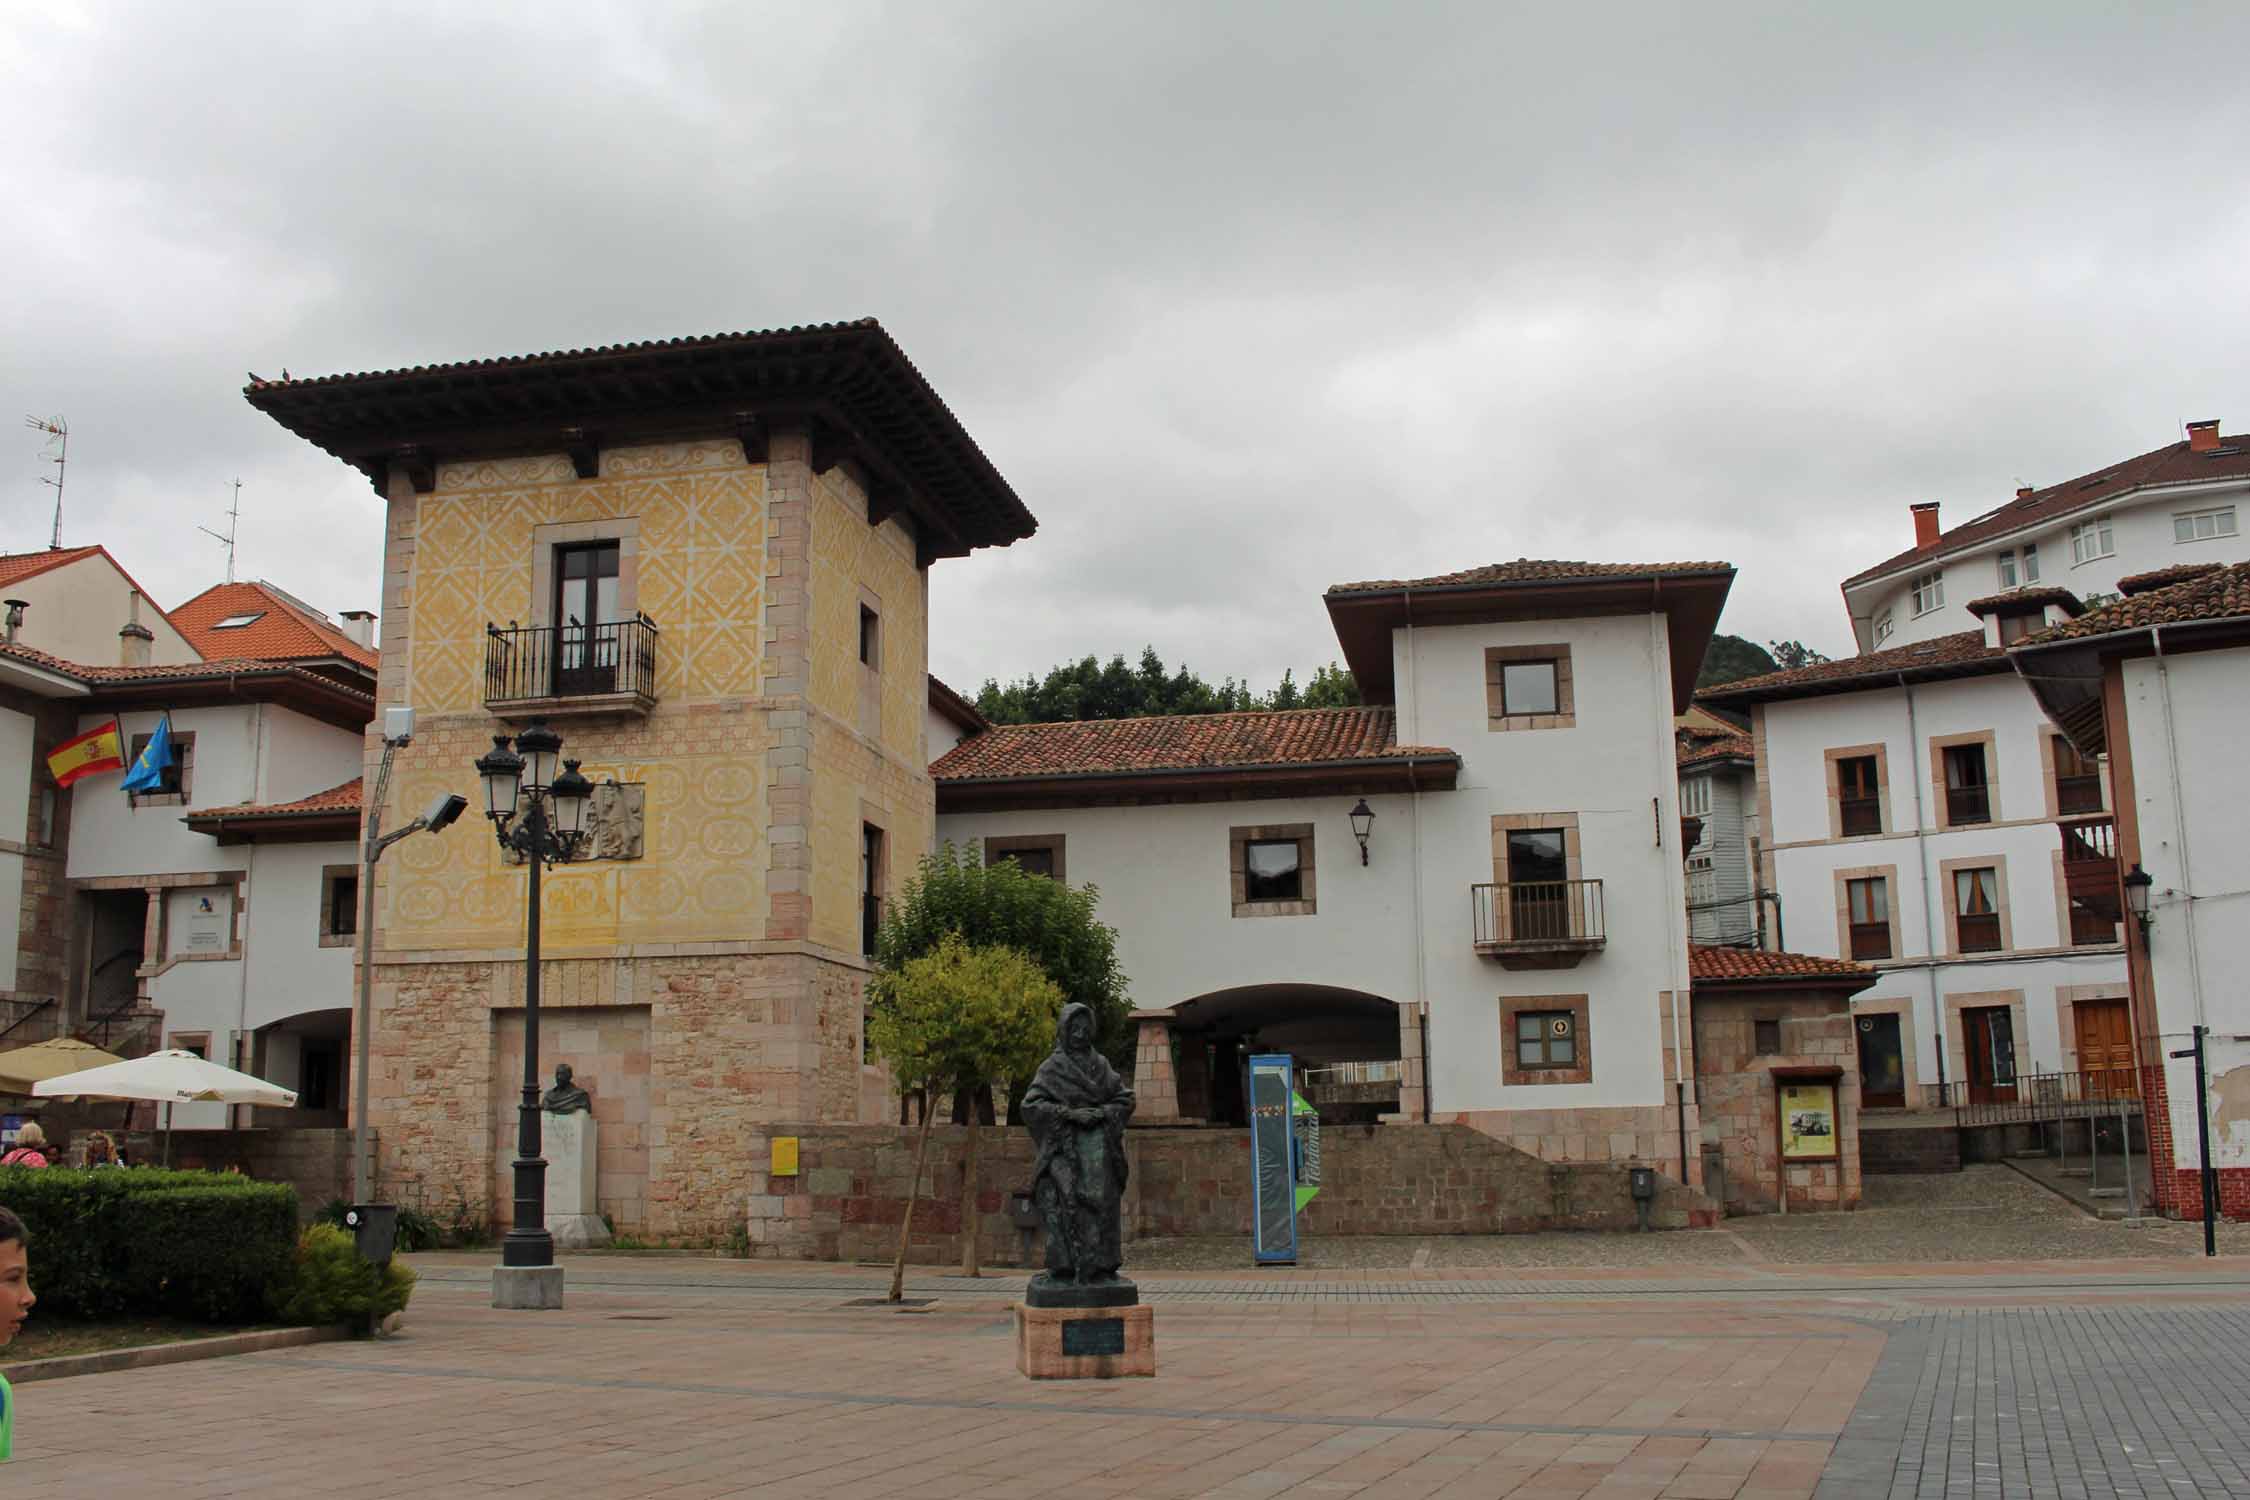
[1848,479,2250,651]
[240,840,356,1032]
[0,707,33,991]
[926,705,973,764]
[939,608,1693,1117]
[2122,644,2250,1167]
[8,553,200,666]
[1762,672,2127,1092]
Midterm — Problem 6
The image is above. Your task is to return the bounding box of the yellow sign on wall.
[770,1136,800,1177]
[1779,1082,1839,1161]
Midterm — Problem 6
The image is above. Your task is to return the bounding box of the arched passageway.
[1164,984,1406,1125]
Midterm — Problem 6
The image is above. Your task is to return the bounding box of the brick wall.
[741,1122,1720,1263]
[2146,1062,2250,1221]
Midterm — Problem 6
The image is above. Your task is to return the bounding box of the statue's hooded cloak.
[1023,1002,1134,1278]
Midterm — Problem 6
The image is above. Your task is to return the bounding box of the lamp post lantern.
[1348,798,1375,866]
[477,721,593,1298]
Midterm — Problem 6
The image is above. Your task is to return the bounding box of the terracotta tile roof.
[0,545,103,588]
[2018,560,2250,644]
[1678,731,1754,770]
[932,706,1453,781]
[171,581,376,669]
[0,639,376,696]
[1845,431,2250,589]
[1328,559,1732,595]
[1698,629,2004,706]
[1690,945,1873,982]
[1963,585,2082,617]
[196,778,363,820]
[2118,561,2224,597]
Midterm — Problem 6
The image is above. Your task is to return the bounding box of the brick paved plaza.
[14,1228,2250,1497]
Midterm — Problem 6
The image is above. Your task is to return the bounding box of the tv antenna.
[23,416,66,549]
[200,479,242,583]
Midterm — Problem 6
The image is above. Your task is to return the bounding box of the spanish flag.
[47,720,125,788]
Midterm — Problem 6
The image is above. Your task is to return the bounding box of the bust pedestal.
[1015,1300,1156,1379]
[543,1111,611,1249]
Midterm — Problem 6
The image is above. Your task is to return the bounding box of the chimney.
[1911,502,1941,550]
[119,590,153,668]
[2188,419,2221,454]
[2015,485,2035,500]
[1,599,25,645]
[338,609,377,648]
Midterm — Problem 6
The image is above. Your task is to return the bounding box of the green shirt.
[1,1367,13,1459]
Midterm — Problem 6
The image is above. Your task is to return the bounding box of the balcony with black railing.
[484,618,659,719]
[1472,879,1605,969]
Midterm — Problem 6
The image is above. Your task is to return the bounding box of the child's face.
[0,1239,32,1344]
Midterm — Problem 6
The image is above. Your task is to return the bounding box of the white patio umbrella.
[33,1049,298,1164]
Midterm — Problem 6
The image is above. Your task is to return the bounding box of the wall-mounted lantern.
[1348,798,1375,866]
[2124,862,2154,937]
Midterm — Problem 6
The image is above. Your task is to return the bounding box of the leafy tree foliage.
[875,844,1131,1061]
[975,647,1359,723]
[1766,639,1832,671]
[1695,634,1779,689]
[866,935,1064,1290]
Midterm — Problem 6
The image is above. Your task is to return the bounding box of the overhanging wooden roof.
[244,320,1037,563]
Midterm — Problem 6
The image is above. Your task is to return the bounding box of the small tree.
[866,936,1064,1296]
[876,845,1130,1062]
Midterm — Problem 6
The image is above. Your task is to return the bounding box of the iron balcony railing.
[1472,879,1606,950]
[484,618,659,706]
[1954,1066,2142,1129]
[1298,1059,1403,1088]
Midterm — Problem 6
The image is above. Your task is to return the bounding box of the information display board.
[1247,1053,1298,1264]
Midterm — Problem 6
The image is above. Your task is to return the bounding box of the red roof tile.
[196,779,363,820]
[1328,559,1731,595]
[1698,629,2004,705]
[1690,946,1873,982]
[1963,585,2082,617]
[2118,561,2224,597]
[1845,432,2250,589]
[172,581,376,669]
[0,545,103,588]
[932,707,1453,781]
[1678,731,1754,770]
[2018,560,2250,644]
[0,639,376,696]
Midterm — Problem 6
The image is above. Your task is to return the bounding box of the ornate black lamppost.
[475,719,593,1290]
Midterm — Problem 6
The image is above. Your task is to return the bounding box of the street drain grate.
[841,1297,935,1309]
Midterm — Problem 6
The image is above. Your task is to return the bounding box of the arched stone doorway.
[1146,984,1413,1126]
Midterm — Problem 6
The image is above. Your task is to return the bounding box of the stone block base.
[547,1212,613,1250]
[492,1265,565,1310]
[1014,1302,1155,1379]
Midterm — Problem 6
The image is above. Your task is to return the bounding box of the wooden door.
[2073,999,2138,1100]
[1964,1005,2018,1105]
[1856,1013,1906,1109]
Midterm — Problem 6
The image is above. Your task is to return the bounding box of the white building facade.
[936,561,1729,1182]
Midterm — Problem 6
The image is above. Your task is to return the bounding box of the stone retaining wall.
[743,1121,1719,1263]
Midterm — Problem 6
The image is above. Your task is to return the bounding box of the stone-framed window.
[2042,733,2104,818]
[985,834,1066,884]
[1499,993,1591,1086]
[1824,742,1889,839]
[1928,730,1998,830]
[126,730,195,807]
[1230,822,1315,918]
[1484,644,1575,731]
[320,865,359,949]
[1834,865,1901,962]
[1940,855,2013,956]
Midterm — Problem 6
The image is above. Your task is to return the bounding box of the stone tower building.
[248,322,1035,1236]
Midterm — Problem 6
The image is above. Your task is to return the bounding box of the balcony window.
[2053,736,2102,815]
[2069,899,2118,947]
[1910,570,1944,616]
[2174,505,2237,544]
[1954,866,2002,953]
[1837,754,1882,836]
[1848,877,1891,960]
[1943,744,1991,826]
[2070,515,2114,566]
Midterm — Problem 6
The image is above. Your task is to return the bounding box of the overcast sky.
[5,2,2247,693]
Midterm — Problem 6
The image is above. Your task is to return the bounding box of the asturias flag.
[119,715,175,794]
[46,721,125,788]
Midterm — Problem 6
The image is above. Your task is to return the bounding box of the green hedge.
[0,1166,298,1323]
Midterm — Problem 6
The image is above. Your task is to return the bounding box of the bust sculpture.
[1022,1002,1136,1306]
[540,1062,591,1114]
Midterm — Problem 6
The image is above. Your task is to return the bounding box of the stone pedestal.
[1015,1302,1156,1379]
[492,1265,564,1309]
[1130,1010,1182,1123]
[543,1111,611,1249]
